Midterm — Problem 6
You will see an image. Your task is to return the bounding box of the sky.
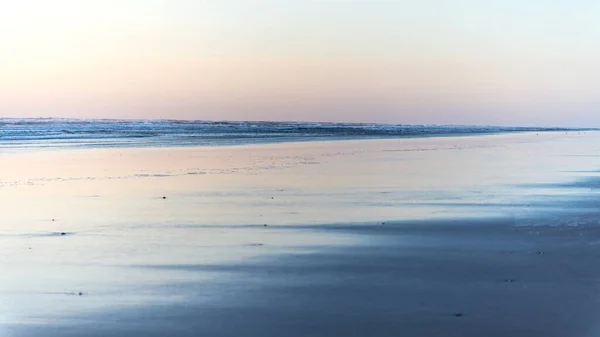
[1,0,599,126]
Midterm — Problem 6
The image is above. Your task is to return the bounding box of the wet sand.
[2,132,600,336]
[5,218,600,337]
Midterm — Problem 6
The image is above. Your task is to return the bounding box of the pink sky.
[1,1,599,126]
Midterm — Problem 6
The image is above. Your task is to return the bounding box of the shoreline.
[3,129,597,156]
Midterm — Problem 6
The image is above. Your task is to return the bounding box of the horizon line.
[0,116,595,130]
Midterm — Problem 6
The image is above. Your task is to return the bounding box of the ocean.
[0,118,582,149]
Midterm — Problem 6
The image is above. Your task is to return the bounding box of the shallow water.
[1,131,600,336]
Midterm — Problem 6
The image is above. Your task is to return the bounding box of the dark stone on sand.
[52,219,55,222]
[162,196,167,199]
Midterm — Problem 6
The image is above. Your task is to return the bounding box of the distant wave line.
[0,118,594,149]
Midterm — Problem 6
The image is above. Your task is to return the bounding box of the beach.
[2,130,600,337]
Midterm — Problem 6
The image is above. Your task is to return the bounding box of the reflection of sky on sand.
[2,131,599,229]
[2,131,600,329]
